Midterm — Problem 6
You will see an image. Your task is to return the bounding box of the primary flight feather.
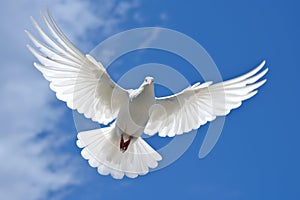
[26,10,268,179]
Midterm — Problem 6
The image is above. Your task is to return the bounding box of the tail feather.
[76,124,162,179]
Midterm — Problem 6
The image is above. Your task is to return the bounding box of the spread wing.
[26,10,128,125]
[144,61,268,137]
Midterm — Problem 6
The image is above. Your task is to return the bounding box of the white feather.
[145,61,268,137]
[26,11,129,125]
[76,124,162,179]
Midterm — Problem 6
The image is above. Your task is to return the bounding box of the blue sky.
[0,0,299,199]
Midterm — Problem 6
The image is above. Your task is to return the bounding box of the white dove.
[26,10,268,179]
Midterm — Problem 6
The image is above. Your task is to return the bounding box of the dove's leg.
[120,134,133,153]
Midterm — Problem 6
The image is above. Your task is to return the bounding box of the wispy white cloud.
[133,12,145,24]
[50,0,140,49]
[159,12,168,21]
[0,0,141,199]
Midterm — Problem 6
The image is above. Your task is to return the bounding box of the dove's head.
[143,76,154,86]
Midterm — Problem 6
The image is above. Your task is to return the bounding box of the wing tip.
[39,9,44,16]
[33,62,44,71]
[259,60,268,73]
[26,44,35,53]
[255,59,266,72]
[46,6,52,16]
[261,78,267,85]
[30,16,36,24]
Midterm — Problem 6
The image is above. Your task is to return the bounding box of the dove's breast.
[116,85,155,137]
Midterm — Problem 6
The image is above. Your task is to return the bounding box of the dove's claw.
[120,134,132,153]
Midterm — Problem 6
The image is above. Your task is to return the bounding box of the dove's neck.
[131,84,155,104]
[141,84,155,99]
[130,84,154,100]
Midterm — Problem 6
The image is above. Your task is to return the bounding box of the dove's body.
[76,78,160,179]
[26,10,268,179]
[116,79,155,138]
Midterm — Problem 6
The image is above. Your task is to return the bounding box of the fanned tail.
[76,124,162,179]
